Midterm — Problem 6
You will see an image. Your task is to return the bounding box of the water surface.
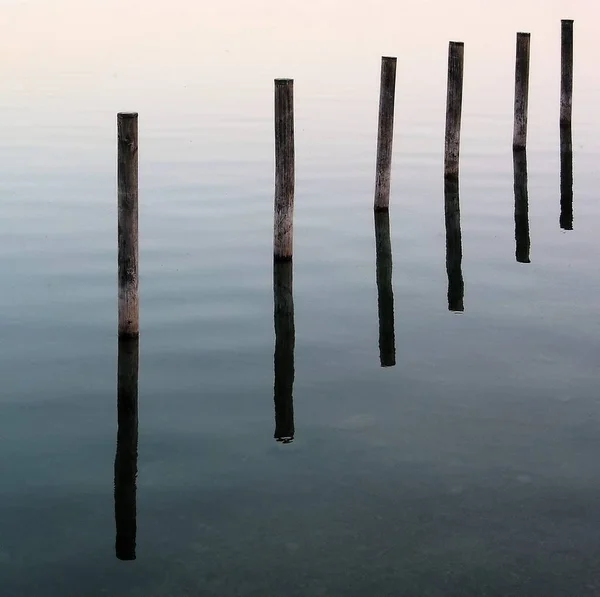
[1,1,600,595]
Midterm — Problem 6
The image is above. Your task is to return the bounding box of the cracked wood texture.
[560,20,574,126]
[374,57,397,211]
[274,80,295,261]
[444,42,464,179]
[118,113,139,337]
[513,33,531,150]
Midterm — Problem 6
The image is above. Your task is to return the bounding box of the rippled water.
[1,1,599,595]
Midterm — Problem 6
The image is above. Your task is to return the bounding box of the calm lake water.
[2,1,600,595]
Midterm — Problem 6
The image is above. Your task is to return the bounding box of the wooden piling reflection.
[513,150,531,263]
[560,124,573,230]
[374,211,396,367]
[444,178,464,312]
[114,337,139,561]
[273,261,295,443]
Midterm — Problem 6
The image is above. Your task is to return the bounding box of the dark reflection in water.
[444,177,464,312]
[273,261,295,443]
[114,337,139,561]
[374,211,396,367]
[513,149,531,264]
[560,124,573,230]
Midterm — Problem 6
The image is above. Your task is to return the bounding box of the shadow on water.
[560,124,573,230]
[374,211,396,367]
[444,177,464,312]
[513,149,531,264]
[114,337,139,561]
[273,261,295,443]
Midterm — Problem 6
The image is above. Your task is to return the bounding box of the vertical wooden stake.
[560,124,573,230]
[273,261,295,443]
[114,337,139,561]
[513,150,531,263]
[118,113,139,338]
[560,20,574,126]
[513,33,531,150]
[445,42,464,179]
[444,178,464,311]
[374,56,397,211]
[274,79,295,261]
[374,211,396,366]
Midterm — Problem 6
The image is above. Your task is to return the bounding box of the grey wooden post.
[560,20,574,126]
[274,80,295,261]
[117,113,139,337]
[444,42,464,179]
[374,57,397,211]
[513,33,531,150]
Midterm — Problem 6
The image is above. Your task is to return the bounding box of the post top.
[561,19,574,23]
[275,78,293,84]
[118,112,138,118]
[517,31,531,37]
[449,41,464,47]
[381,56,397,61]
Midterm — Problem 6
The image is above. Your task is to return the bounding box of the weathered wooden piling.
[374,56,397,211]
[444,178,464,311]
[273,261,295,443]
[117,112,139,338]
[513,33,531,150]
[560,20,574,126]
[374,211,396,366]
[560,124,573,230]
[114,337,139,561]
[513,150,531,263]
[444,42,464,179]
[274,79,295,261]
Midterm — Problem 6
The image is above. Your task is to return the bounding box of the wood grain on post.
[445,42,464,179]
[560,20,574,126]
[560,124,573,230]
[374,57,397,211]
[273,261,295,443]
[117,113,139,337]
[274,79,295,261]
[114,337,139,561]
[513,33,531,150]
[374,211,396,366]
[513,150,531,263]
[444,178,464,311]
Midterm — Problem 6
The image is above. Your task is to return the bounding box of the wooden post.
[444,42,464,179]
[513,33,531,150]
[560,124,573,230]
[118,113,139,337]
[273,261,295,443]
[374,56,397,211]
[114,337,139,561]
[444,178,464,311]
[560,20,574,126]
[374,211,396,366]
[513,150,531,263]
[274,79,295,261]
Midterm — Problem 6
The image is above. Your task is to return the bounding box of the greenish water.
[1,1,600,595]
